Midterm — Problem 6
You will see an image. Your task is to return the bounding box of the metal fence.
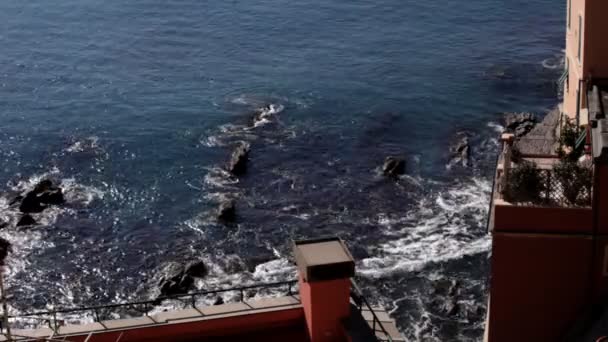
[504,164,593,207]
[5,280,298,336]
[5,279,394,342]
[350,280,394,342]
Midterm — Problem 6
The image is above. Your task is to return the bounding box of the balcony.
[487,130,594,234]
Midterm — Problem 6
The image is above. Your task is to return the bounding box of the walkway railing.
[350,280,394,342]
[5,280,298,336]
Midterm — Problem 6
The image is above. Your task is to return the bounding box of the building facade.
[563,0,608,123]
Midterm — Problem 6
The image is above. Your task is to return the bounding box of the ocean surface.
[0,0,565,340]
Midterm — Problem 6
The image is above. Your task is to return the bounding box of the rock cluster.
[226,142,250,176]
[157,261,208,300]
[449,133,471,167]
[382,157,406,178]
[9,179,65,227]
[504,112,536,138]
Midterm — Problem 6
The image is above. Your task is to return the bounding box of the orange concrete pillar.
[293,238,355,342]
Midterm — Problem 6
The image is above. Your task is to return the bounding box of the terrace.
[487,109,593,234]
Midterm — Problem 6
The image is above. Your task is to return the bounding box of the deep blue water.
[0,0,565,340]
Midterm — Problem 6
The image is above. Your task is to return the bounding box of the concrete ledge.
[102,316,156,329]
[153,308,201,323]
[58,322,105,335]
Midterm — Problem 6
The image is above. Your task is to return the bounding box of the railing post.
[500,133,515,198]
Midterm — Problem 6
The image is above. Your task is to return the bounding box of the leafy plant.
[558,116,583,162]
[505,161,544,203]
[553,159,593,205]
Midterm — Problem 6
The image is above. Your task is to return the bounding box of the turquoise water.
[0,0,565,340]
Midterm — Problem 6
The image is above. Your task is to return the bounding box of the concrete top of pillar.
[293,237,355,282]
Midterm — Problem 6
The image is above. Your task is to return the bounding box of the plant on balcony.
[557,116,583,162]
[505,160,544,203]
[553,159,593,205]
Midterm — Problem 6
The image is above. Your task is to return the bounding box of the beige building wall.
[563,0,608,121]
[563,0,586,119]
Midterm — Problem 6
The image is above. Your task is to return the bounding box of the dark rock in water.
[18,179,65,213]
[448,280,460,297]
[184,261,208,278]
[382,157,406,178]
[158,274,194,299]
[224,255,246,274]
[245,255,274,273]
[17,214,37,227]
[213,297,225,306]
[217,199,236,222]
[157,260,208,299]
[449,134,471,166]
[0,238,10,265]
[9,195,23,206]
[445,299,460,317]
[504,112,537,138]
[19,194,46,213]
[0,221,8,229]
[226,142,250,176]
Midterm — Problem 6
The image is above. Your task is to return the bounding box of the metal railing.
[501,162,593,207]
[6,280,298,337]
[350,280,393,342]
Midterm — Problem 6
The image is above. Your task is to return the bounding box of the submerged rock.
[449,133,471,167]
[217,199,236,222]
[382,157,406,178]
[504,112,536,138]
[184,260,208,278]
[18,179,65,213]
[226,142,250,176]
[0,238,10,265]
[157,260,208,299]
[17,214,37,227]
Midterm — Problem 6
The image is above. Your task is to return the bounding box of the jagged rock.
[217,199,236,222]
[382,157,406,178]
[0,238,10,265]
[17,214,37,227]
[158,274,194,299]
[0,221,8,229]
[184,261,208,278]
[157,261,208,299]
[223,255,246,274]
[448,280,460,297]
[445,299,460,316]
[226,142,250,176]
[245,255,274,273]
[450,134,471,166]
[18,179,65,213]
[504,112,537,138]
[213,297,225,306]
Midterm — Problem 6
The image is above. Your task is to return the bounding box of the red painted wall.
[489,233,593,342]
[299,276,350,342]
[58,307,305,342]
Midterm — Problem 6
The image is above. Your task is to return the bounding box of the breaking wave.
[359,177,491,277]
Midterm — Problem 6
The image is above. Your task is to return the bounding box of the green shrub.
[553,160,593,205]
[506,161,544,203]
[558,117,583,162]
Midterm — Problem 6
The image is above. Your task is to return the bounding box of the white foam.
[359,177,491,277]
[65,136,100,153]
